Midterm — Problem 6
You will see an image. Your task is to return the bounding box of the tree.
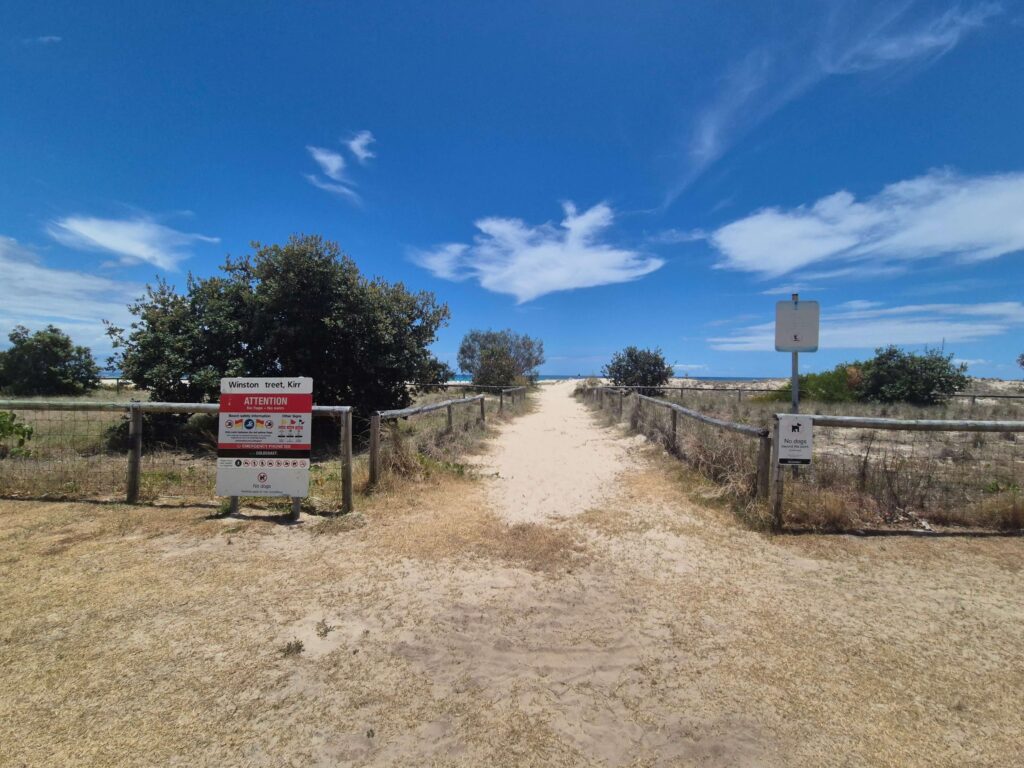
[457,329,545,384]
[108,235,452,414]
[0,325,99,396]
[857,346,969,406]
[602,346,674,394]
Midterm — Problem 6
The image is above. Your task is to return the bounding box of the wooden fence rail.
[368,394,486,486]
[582,387,772,501]
[0,400,354,513]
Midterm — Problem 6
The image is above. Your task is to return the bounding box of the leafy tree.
[602,346,674,394]
[108,235,452,414]
[0,325,99,396]
[858,346,969,406]
[457,329,544,384]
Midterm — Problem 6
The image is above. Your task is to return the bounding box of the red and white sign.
[216,377,313,497]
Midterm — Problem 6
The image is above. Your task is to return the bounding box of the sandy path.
[476,380,634,524]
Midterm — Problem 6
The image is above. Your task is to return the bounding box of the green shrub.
[457,329,544,385]
[0,325,99,396]
[107,235,452,412]
[859,346,968,406]
[0,411,33,458]
[766,347,969,406]
[766,366,859,403]
[602,346,673,394]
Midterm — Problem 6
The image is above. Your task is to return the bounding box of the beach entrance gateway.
[216,377,313,500]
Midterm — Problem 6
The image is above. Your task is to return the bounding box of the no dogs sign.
[216,377,313,497]
[777,415,813,465]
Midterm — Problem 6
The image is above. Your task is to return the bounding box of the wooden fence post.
[618,391,624,419]
[126,405,143,503]
[341,410,353,513]
[369,411,381,486]
[756,432,771,499]
[670,409,678,449]
[446,404,454,429]
[290,497,301,521]
[479,396,486,423]
[769,417,784,531]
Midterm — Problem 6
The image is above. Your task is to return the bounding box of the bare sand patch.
[473,380,636,525]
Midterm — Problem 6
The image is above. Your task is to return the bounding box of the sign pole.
[790,293,800,415]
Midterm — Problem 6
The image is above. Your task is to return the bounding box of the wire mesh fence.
[0,404,130,501]
[0,401,353,511]
[579,386,1024,532]
[782,417,1024,531]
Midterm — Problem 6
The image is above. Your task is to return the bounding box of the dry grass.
[581,388,1023,533]
[2,430,1024,765]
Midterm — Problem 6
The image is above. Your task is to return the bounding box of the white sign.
[216,377,313,497]
[775,299,820,352]
[777,415,813,465]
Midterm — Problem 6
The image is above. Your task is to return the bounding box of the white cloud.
[821,3,1001,73]
[667,3,998,202]
[648,227,707,244]
[954,358,989,367]
[305,142,367,203]
[346,130,376,164]
[412,202,664,303]
[673,363,708,371]
[24,35,62,45]
[0,237,139,350]
[306,145,347,182]
[709,301,1024,351]
[303,174,361,204]
[48,214,218,270]
[708,170,1024,278]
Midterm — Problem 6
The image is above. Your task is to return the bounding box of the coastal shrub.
[602,347,673,395]
[765,347,969,405]
[107,235,452,415]
[457,329,544,385]
[0,325,99,396]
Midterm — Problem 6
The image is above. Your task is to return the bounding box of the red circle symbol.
[257,472,268,483]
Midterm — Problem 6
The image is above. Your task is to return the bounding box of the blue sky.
[2,1,1023,378]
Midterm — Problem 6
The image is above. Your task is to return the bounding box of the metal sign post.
[775,293,820,414]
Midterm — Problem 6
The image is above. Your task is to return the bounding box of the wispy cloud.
[306,146,348,182]
[303,173,361,204]
[707,170,1024,278]
[709,300,1024,351]
[305,133,374,203]
[48,214,218,270]
[820,2,1001,73]
[23,35,62,45]
[667,2,1000,203]
[345,130,376,164]
[647,227,707,244]
[412,202,664,303]
[0,237,139,348]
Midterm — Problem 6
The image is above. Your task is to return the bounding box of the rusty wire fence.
[579,386,1024,532]
[0,401,353,512]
